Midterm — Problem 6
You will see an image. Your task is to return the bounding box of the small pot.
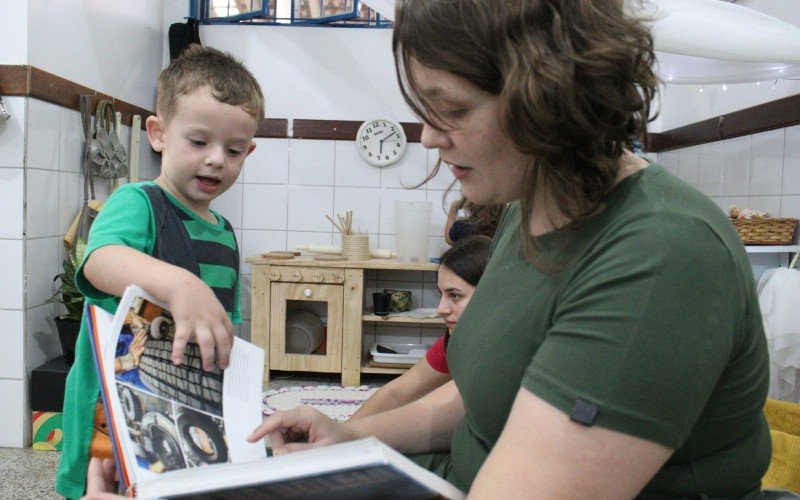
[54,316,81,365]
[384,289,412,313]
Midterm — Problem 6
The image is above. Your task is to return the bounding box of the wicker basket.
[730,217,798,245]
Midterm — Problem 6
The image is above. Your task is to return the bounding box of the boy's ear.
[247,141,256,156]
[145,115,166,153]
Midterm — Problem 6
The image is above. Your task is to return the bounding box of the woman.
[351,236,491,420]
[254,1,770,497]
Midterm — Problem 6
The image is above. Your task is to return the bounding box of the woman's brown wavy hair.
[393,0,659,269]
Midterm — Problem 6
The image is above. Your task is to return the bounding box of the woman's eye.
[190,139,206,146]
[227,148,244,156]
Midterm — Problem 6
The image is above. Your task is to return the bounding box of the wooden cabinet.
[247,255,441,386]
[269,281,343,373]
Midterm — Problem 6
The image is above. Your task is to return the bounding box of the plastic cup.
[372,292,391,316]
[394,201,432,263]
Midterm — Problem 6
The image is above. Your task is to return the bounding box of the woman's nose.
[420,122,451,150]
[436,298,450,316]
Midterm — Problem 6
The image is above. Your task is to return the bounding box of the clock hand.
[380,131,398,143]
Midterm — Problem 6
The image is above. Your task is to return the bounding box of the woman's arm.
[251,380,464,455]
[468,388,673,498]
[349,358,451,420]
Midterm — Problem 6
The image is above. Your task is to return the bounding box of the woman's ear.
[145,115,166,153]
[247,141,257,156]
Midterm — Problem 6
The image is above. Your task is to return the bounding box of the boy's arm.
[84,245,233,370]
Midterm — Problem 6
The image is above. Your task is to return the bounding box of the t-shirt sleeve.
[76,184,155,301]
[426,335,450,374]
[523,216,744,448]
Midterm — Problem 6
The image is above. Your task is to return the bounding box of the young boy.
[55,45,264,499]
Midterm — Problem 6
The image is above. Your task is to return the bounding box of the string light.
[699,85,704,93]
[722,84,727,91]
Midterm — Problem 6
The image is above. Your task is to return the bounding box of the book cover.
[89,285,464,499]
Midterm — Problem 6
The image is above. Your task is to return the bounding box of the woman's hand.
[247,406,357,455]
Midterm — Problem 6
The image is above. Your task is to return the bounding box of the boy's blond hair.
[157,44,264,124]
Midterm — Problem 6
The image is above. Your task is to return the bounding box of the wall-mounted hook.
[0,96,10,124]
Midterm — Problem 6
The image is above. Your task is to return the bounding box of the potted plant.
[46,244,85,365]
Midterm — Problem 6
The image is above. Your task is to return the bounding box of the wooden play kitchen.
[247,254,441,386]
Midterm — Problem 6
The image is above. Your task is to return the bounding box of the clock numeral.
[361,135,370,141]
[385,155,390,160]
[396,143,401,147]
[372,121,379,128]
[362,145,367,150]
[368,152,373,157]
[365,128,373,134]
[393,151,397,156]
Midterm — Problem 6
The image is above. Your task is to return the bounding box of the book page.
[100,285,266,489]
[223,338,266,462]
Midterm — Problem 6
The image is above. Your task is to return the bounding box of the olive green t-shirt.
[447,164,771,497]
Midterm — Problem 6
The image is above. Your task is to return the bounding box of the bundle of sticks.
[326,211,354,236]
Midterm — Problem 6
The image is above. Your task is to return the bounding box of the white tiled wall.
[222,137,457,346]
[0,95,26,448]
[657,125,800,278]
[656,126,800,219]
[0,95,160,447]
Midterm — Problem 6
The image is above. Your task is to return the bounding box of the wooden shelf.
[246,255,438,271]
[361,362,410,375]
[362,309,444,324]
[745,245,797,254]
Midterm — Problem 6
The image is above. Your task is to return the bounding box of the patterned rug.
[262,385,379,422]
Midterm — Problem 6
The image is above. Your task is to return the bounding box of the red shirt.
[426,335,450,374]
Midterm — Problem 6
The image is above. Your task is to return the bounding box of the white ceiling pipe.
[364,0,800,84]
[648,0,800,64]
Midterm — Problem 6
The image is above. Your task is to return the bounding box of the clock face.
[356,119,407,167]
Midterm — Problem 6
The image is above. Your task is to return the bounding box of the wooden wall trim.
[646,92,800,153]
[0,65,153,129]
[293,119,423,142]
[0,65,427,142]
[257,118,290,138]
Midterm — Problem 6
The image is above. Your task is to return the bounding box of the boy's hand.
[165,276,234,371]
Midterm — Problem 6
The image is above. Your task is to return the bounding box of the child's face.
[436,265,476,334]
[147,86,258,218]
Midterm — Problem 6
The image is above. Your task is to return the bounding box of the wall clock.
[356,119,407,167]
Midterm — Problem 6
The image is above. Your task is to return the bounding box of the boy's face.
[146,87,258,218]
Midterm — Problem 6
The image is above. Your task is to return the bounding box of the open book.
[88,284,465,499]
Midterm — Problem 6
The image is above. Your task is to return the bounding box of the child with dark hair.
[350,236,491,420]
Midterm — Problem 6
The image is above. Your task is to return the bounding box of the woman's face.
[411,59,530,205]
[436,265,477,333]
